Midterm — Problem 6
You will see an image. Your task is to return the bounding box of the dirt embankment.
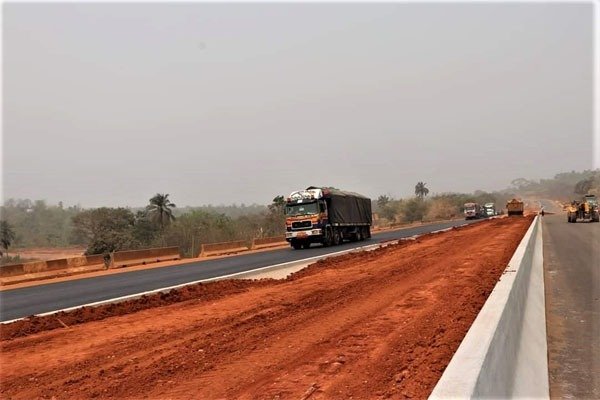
[0,216,533,399]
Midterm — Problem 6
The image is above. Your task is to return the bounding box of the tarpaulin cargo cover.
[307,186,372,226]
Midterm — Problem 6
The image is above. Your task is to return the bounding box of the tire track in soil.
[0,216,533,399]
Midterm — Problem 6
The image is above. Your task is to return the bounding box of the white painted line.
[1,242,382,324]
[2,222,472,325]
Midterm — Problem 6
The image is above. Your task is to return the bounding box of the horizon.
[3,167,597,209]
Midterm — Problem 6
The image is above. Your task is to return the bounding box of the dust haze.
[1,3,594,207]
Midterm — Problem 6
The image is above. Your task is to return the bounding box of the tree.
[0,220,16,257]
[574,178,593,195]
[264,195,286,236]
[510,178,534,190]
[147,193,176,228]
[415,182,430,200]
[377,195,391,209]
[132,210,161,246]
[161,210,236,257]
[71,208,139,255]
[268,195,286,214]
[403,198,428,223]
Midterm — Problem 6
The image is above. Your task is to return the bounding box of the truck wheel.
[322,228,332,247]
[292,241,302,250]
[332,229,341,246]
[365,226,371,239]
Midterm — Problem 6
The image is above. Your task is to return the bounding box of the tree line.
[2,169,598,262]
[509,169,599,201]
[372,180,513,224]
[0,194,285,261]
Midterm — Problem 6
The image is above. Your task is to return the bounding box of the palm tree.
[147,193,176,228]
[377,195,391,209]
[0,220,16,257]
[415,182,429,200]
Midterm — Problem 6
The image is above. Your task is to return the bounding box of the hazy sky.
[2,2,595,207]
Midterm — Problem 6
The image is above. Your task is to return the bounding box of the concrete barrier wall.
[429,216,548,399]
[0,264,24,277]
[44,258,70,271]
[65,255,105,269]
[0,254,107,278]
[251,236,286,249]
[112,247,180,268]
[0,261,45,277]
[199,240,250,257]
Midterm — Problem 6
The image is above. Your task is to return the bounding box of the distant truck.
[506,199,524,216]
[284,186,372,249]
[464,202,481,220]
[483,202,496,217]
[567,194,599,223]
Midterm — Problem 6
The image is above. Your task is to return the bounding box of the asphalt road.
[542,209,600,398]
[0,219,480,322]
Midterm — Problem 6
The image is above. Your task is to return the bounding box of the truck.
[464,202,481,220]
[567,194,599,223]
[506,199,524,216]
[483,202,496,217]
[284,186,372,249]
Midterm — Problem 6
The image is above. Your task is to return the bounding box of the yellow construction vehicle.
[506,199,524,216]
[567,194,599,223]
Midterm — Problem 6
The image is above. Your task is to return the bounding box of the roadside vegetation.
[371,170,598,225]
[373,187,515,226]
[0,220,16,255]
[0,194,285,260]
[1,169,597,261]
[508,169,599,201]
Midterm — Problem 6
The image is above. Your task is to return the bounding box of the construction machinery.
[284,186,372,249]
[506,199,524,216]
[567,194,599,223]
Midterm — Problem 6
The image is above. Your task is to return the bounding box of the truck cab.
[464,203,479,220]
[284,189,327,249]
[483,203,496,217]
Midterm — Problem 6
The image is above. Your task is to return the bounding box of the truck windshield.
[285,202,319,216]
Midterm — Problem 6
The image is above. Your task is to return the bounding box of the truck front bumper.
[286,229,323,241]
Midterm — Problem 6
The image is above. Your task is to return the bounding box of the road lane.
[0,219,480,321]
[543,212,600,398]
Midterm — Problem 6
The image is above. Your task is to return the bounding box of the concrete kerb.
[429,216,548,399]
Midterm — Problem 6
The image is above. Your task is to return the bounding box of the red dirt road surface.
[0,216,533,399]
